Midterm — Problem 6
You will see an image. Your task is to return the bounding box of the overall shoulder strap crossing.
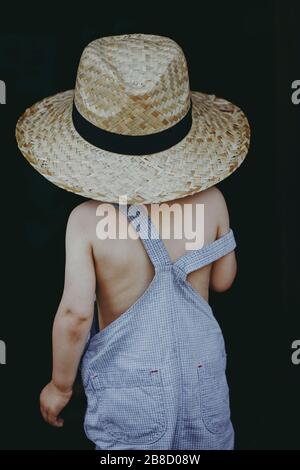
[112,202,236,275]
[114,203,172,269]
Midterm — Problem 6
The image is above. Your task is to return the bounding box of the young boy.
[16,33,249,450]
[39,187,237,450]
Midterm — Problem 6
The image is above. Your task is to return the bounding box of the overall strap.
[174,229,236,278]
[114,203,172,269]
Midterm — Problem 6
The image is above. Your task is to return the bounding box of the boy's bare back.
[64,186,237,335]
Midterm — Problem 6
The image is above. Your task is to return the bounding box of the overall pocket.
[85,367,167,445]
[197,353,231,434]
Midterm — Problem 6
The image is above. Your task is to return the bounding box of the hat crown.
[74,34,191,135]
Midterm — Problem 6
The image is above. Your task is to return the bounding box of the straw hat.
[16,33,250,204]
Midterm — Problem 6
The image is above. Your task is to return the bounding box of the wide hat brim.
[16,89,250,203]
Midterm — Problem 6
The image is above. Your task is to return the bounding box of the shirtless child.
[40,187,237,449]
[16,33,249,450]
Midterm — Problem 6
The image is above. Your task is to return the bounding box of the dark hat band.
[72,100,193,155]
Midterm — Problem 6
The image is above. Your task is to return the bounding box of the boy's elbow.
[57,305,93,342]
[64,305,92,322]
[210,263,237,293]
[210,276,236,293]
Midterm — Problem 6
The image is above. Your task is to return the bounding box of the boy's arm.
[209,189,237,292]
[40,204,96,427]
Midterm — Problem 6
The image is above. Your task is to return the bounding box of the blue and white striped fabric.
[80,203,236,450]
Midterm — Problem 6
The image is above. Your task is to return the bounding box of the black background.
[0,0,299,450]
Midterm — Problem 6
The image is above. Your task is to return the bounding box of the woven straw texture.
[16,33,250,203]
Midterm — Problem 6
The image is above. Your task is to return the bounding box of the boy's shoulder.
[68,199,97,222]
[189,187,229,232]
[66,200,118,241]
[68,199,116,220]
[66,200,102,237]
[189,186,227,209]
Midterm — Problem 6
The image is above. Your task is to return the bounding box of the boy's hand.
[40,381,73,427]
